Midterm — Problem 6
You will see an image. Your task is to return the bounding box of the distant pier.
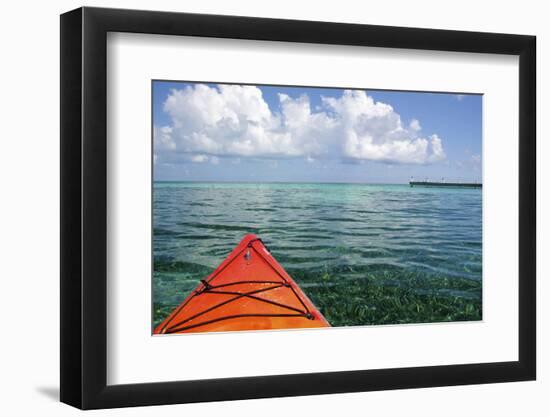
[409,181,482,189]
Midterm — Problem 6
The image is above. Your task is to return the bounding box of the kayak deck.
[154,234,330,334]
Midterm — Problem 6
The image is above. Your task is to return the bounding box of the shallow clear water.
[153,182,482,328]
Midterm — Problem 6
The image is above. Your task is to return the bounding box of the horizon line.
[154,179,409,185]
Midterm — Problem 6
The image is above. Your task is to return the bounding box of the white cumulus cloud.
[154,84,446,165]
[188,154,220,165]
[190,154,209,163]
[409,119,421,131]
[322,90,445,164]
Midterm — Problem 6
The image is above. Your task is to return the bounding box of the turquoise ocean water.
[153,182,482,329]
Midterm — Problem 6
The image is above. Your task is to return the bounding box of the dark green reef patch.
[304,275,481,327]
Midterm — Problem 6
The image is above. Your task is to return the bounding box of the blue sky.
[153,81,482,183]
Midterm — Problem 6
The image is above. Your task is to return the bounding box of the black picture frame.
[60,6,536,410]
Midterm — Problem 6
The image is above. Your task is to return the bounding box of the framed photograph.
[60,7,536,409]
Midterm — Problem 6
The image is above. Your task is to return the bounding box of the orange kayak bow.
[154,234,330,334]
